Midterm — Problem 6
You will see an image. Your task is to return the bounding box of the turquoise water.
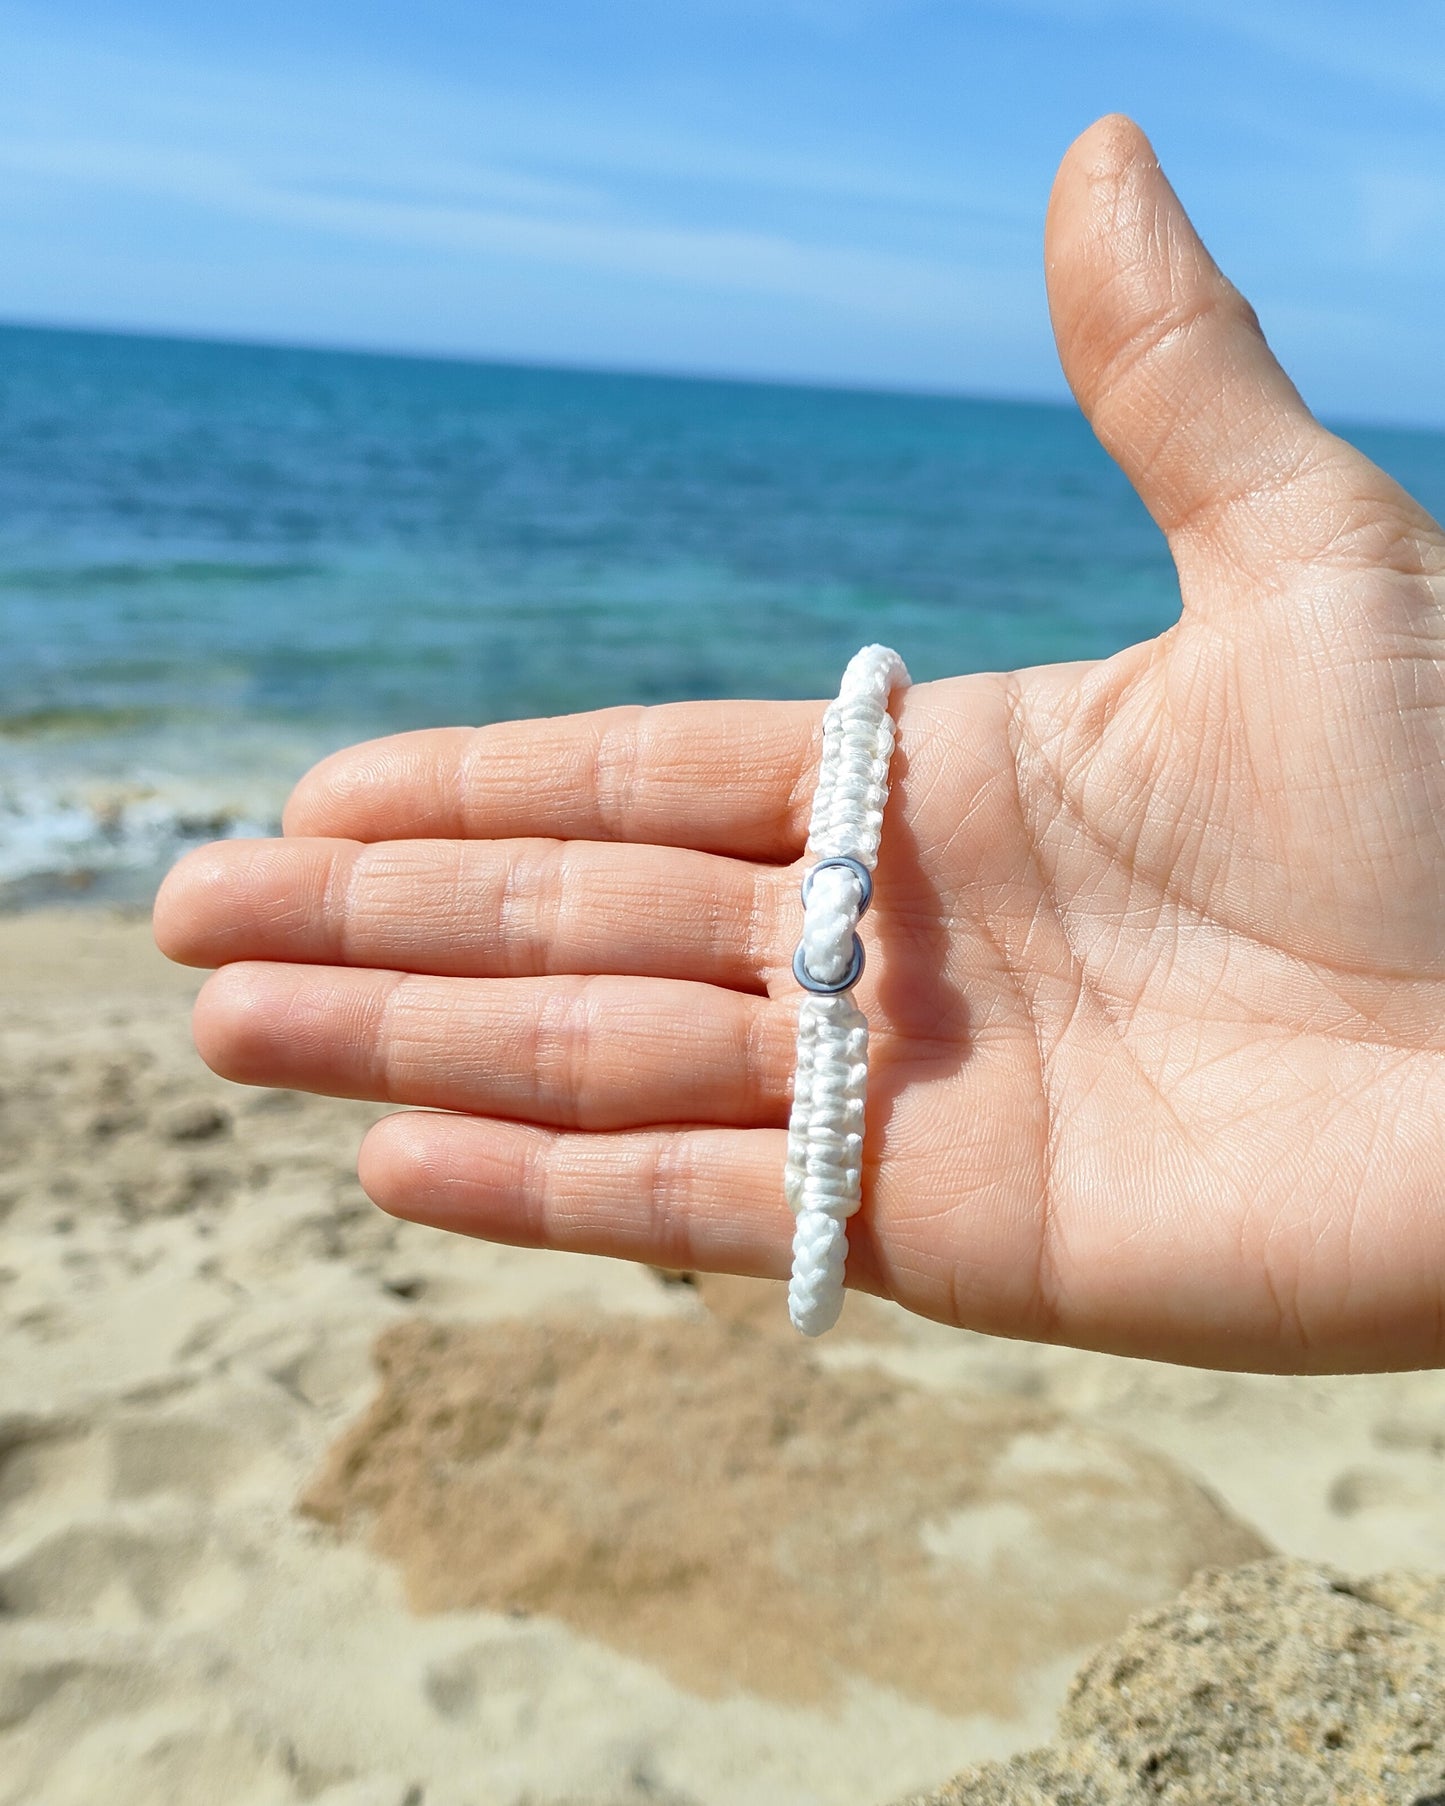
[4,322,1445,904]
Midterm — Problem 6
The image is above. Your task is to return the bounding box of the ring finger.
[192,962,797,1129]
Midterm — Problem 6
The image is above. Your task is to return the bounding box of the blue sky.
[3,2,1444,425]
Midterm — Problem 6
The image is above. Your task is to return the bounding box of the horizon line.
[0,311,1086,417]
[4,314,1442,441]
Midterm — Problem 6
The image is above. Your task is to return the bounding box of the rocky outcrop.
[894,1557,1445,1805]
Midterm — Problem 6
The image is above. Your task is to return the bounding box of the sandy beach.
[4,907,1445,1805]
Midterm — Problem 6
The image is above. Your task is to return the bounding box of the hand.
[154,116,1445,1374]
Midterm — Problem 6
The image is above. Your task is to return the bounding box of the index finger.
[283,699,824,860]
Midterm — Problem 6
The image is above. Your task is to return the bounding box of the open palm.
[155,117,1445,1372]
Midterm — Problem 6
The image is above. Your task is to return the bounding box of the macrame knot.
[785,645,908,1336]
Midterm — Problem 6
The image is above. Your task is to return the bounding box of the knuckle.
[372,971,422,1100]
[590,706,650,839]
[498,840,572,975]
[532,976,599,1124]
[643,1133,694,1266]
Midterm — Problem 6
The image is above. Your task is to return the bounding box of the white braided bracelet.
[785,644,910,1337]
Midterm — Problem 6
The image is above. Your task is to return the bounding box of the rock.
[158,1100,231,1143]
[893,1557,1445,1805]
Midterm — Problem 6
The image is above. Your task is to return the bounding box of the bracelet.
[785,644,909,1336]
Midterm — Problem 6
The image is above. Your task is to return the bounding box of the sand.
[3,906,1444,1805]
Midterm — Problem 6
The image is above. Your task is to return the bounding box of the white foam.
[0,775,280,893]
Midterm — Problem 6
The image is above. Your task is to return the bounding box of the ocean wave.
[0,777,279,906]
[0,705,168,742]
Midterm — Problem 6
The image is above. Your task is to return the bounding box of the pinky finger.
[360,1111,816,1285]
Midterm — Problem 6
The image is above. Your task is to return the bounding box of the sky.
[2,1,1444,426]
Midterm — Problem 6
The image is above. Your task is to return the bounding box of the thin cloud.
[0,134,1020,327]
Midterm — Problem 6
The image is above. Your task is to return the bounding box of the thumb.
[1045,115,1441,599]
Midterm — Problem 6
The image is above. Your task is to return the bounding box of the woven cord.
[786,645,909,1336]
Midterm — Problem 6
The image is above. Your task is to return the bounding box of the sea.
[4,321,1445,908]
